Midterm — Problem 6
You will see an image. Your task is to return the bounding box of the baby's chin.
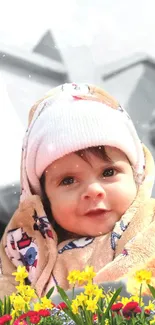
[89,221,120,236]
[76,227,114,237]
[66,220,119,237]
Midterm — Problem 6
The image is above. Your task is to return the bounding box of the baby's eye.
[60,176,75,186]
[102,168,116,177]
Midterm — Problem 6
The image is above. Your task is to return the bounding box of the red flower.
[123,302,142,317]
[124,302,138,310]
[0,315,12,325]
[133,306,142,314]
[14,312,38,323]
[29,315,41,324]
[14,320,28,325]
[112,310,123,318]
[56,302,68,310]
[111,303,124,312]
[93,314,98,321]
[38,310,51,317]
[16,314,28,321]
[26,311,38,317]
[144,309,151,316]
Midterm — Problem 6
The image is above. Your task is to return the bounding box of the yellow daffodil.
[86,297,98,313]
[145,300,155,311]
[76,292,87,307]
[16,283,36,300]
[120,296,131,305]
[33,296,53,311]
[126,267,155,296]
[83,266,96,282]
[131,295,144,306]
[150,316,155,324]
[127,278,141,296]
[67,266,96,287]
[71,298,79,314]
[120,295,144,306]
[12,265,28,284]
[127,276,155,296]
[116,294,121,301]
[67,270,81,285]
[24,285,37,299]
[10,292,17,304]
[77,271,88,286]
[84,283,98,296]
[135,269,152,284]
[40,296,53,309]
[93,287,105,300]
[34,302,42,311]
[11,309,16,319]
[11,295,27,315]
[83,283,104,301]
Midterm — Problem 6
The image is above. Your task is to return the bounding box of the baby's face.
[44,147,137,237]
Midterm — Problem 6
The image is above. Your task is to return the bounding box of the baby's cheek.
[110,183,135,215]
[118,190,136,215]
[52,196,76,218]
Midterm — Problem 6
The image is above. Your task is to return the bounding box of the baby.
[0,83,155,298]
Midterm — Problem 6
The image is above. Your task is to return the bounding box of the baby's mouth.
[85,208,110,217]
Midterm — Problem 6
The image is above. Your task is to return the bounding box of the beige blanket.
[0,144,155,299]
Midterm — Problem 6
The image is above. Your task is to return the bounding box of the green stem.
[79,308,85,325]
[72,285,75,300]
[139,283,143,307]
[130,312,135,325]
[83,307,92,325]
[115,313,122,325]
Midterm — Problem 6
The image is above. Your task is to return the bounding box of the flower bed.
[0,265,155,324]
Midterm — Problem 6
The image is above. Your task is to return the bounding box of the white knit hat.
[21,83,145,199]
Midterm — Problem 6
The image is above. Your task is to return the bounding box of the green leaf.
[61,305,84,325]
[56,286,72,308]
[6,296,10,314]
[97,297,104,323]
[56,286,84,325]
[1,296,11,316]
[3,296,6,315]
[0,300,3,316]
[148,284,155,298]
[46,286,54,299]
[102,287,122,323]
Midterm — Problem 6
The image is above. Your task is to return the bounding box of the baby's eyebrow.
[49,168,80,180]
[49,159,122,180]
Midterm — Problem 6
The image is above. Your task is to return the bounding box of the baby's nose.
[81,182,106,201]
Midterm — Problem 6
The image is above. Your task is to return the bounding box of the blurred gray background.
[0,0,155,236]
